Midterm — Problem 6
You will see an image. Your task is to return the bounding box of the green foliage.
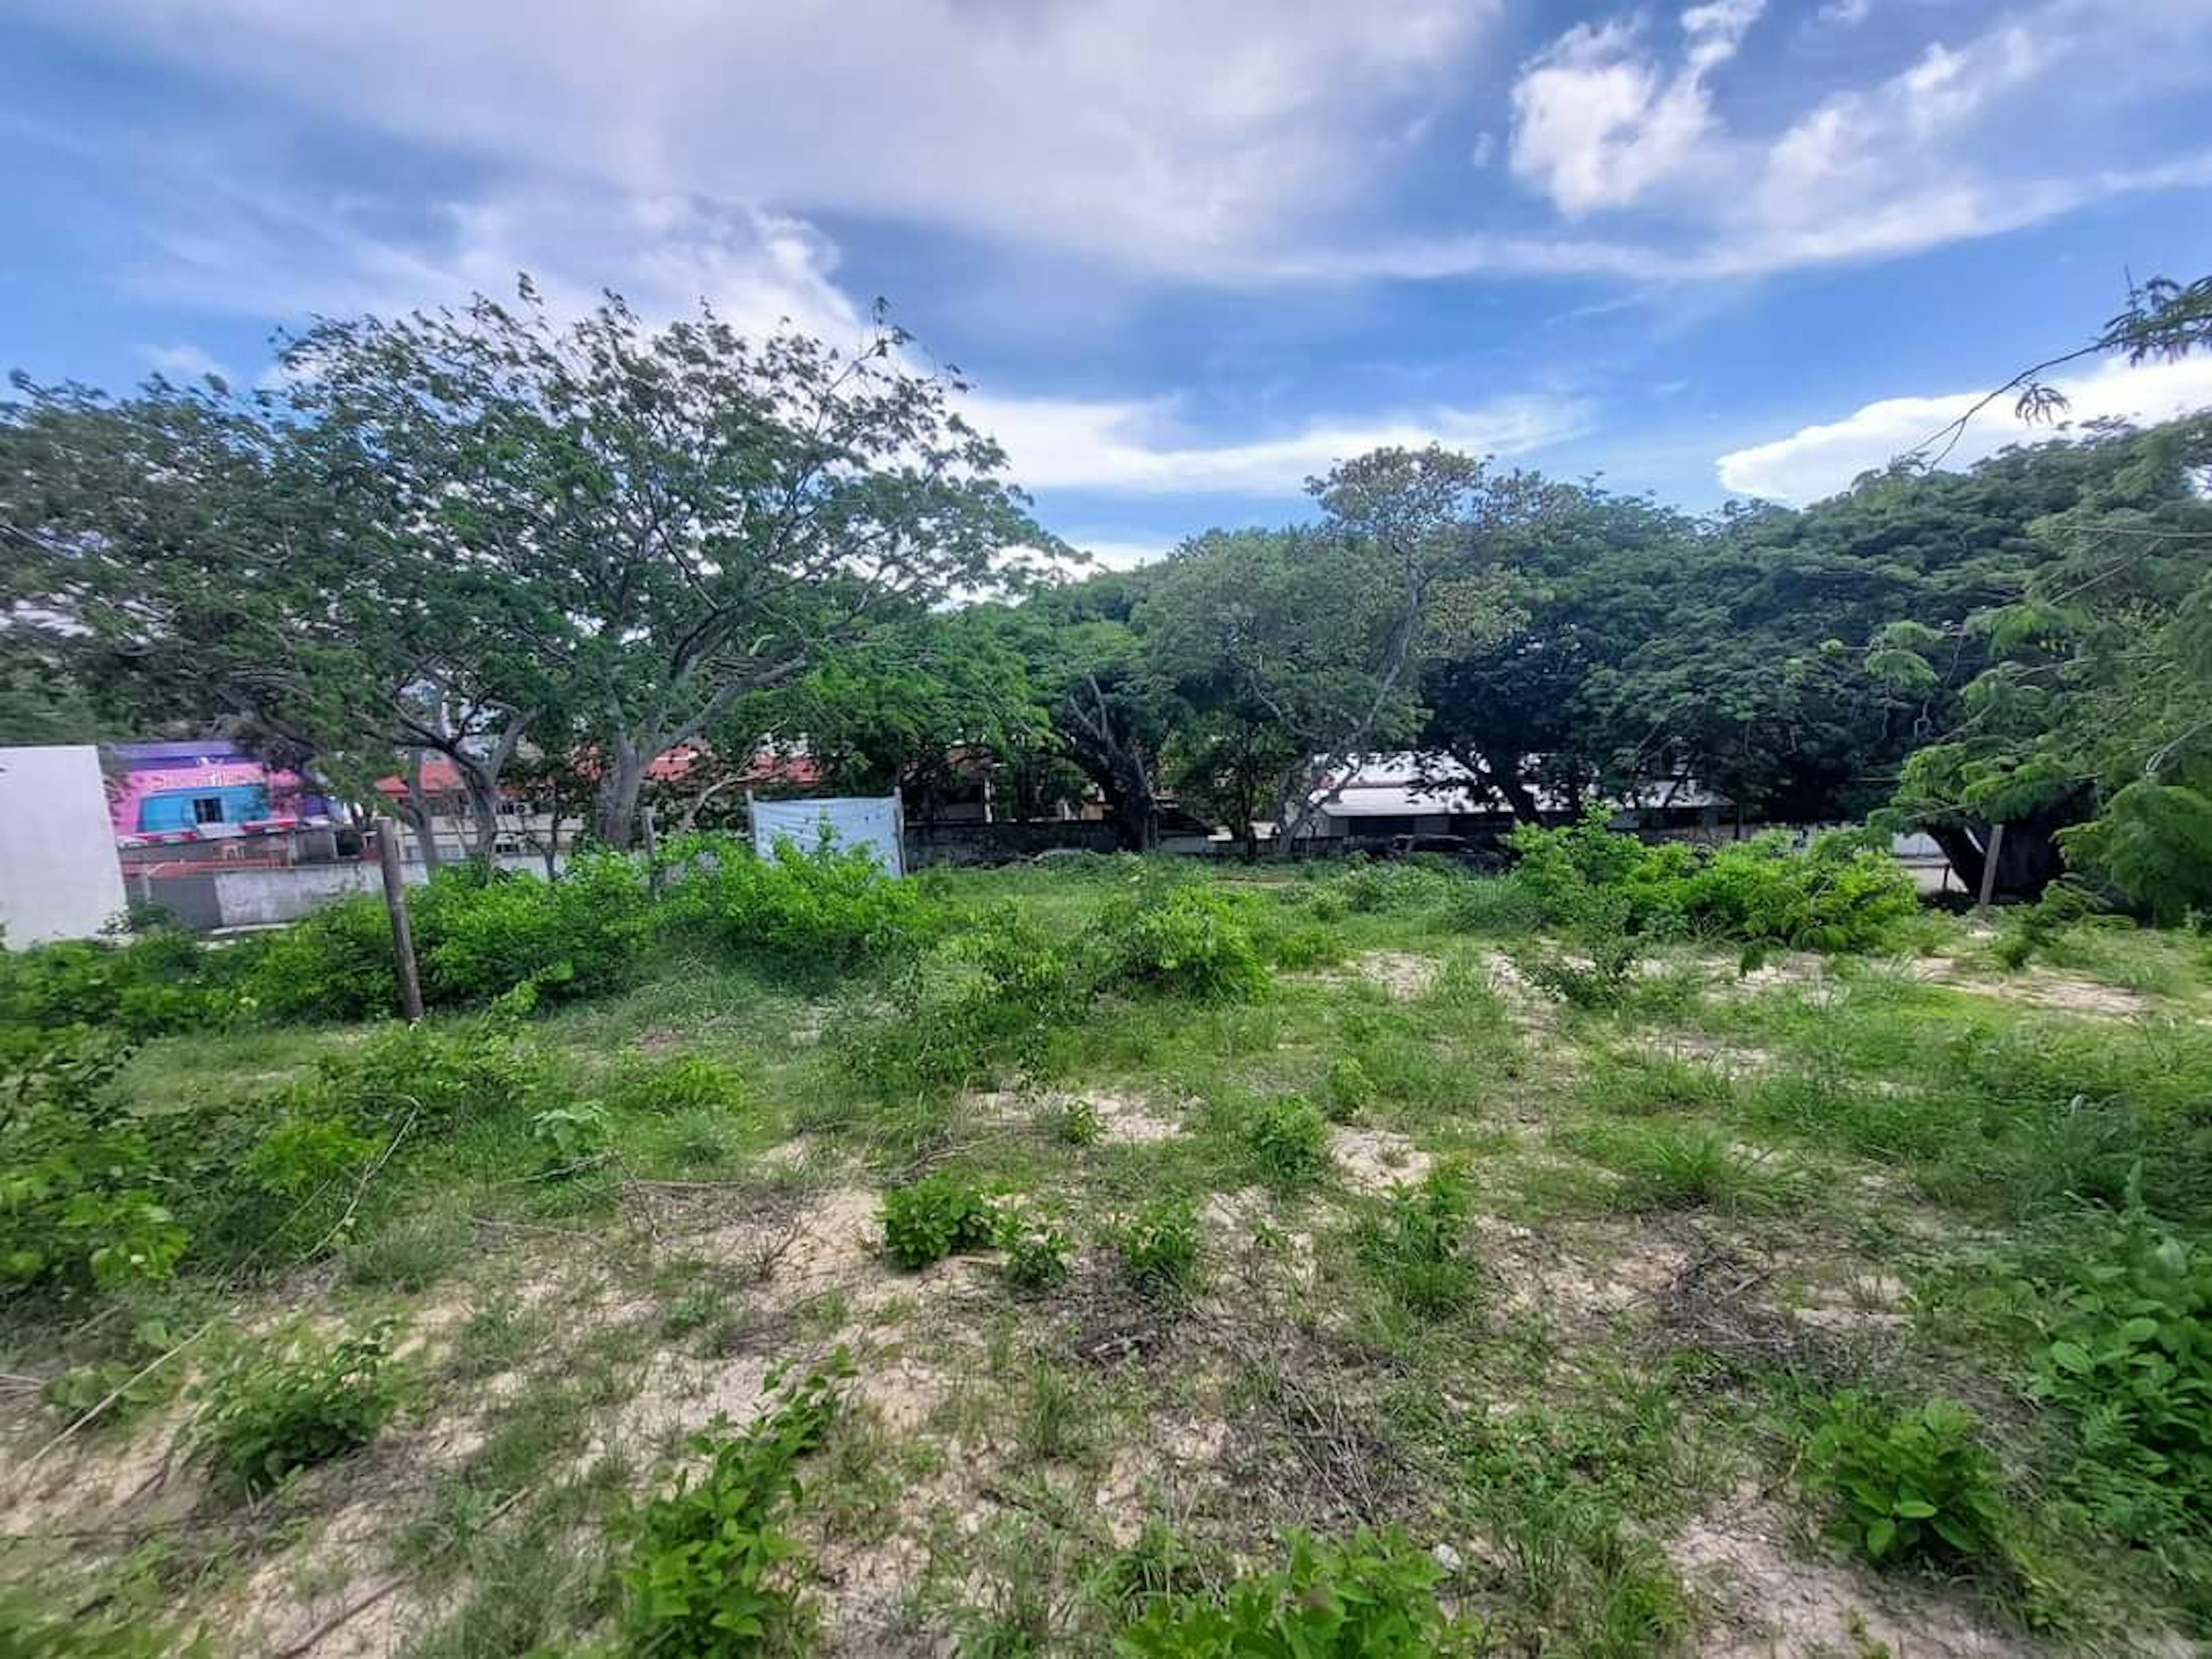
[1991,878,2106,970]
[1571,1124,1786,1213]
[1113,1529,1479,1657]
[1357,1165,1478,1317]
[879,1173,1001,1270]
[1323,1055,1377,1123]
[1509,812,1916,953]
[1243,1096,1330,1188]
[1090,883,1270,1003]
[412,854,653,1006]
[2014,1200,2212,1533]
[605,1051,747,1115]
[843,907,1085,1099]
[190,1320,404,1499]
[1042,1094,1103,1147]
[999,1210,1073,1293]
[0,1031,185,1298]
[528,1101,612,1172]
[1327,859,1465,917]
[621,1351,851,1656]
[304,1018,547,1130]
[1804,1395,2009,1569]
[1114,1198,1203,1304]
[2065,781,2212,925]
[237,895,404,1023]
[0,927,239,1039]
[0,1586,201,1658]
[666,836,938,973]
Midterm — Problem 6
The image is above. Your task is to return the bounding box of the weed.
[621,1350,851,1655]
[1043,1094,1104,1146]
[528,1100,613,1172]
[1804,1394,2009,1570]
[1114,1199,1203,1304]
[880,1172,1001,1269]
[342,1208,472,1290]
[1243,1096,1330,1188]
[189,1320,404,1499]
[1570,1124,1788,1213]
[1114,1528,1479,1656]
[1000,1209,1074,1292]
[1015,1359,1096,1465]
[605,1050,747,1115]
[1323,1055,1377,1122]
[1357,1165,1479,1318]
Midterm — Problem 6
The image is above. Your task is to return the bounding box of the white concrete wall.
[753,796,906,876]
[0,745,130,946]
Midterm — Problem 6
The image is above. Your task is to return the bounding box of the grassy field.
[4,855,2210,1657]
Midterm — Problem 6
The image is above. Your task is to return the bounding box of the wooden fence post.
[376,824,426,1022]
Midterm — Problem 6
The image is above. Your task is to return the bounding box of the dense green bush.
[412,854,653,1006]
[1804,1395,2009,1570]
[622,1353,849,1656]
[0,926,241,1039]
[237,895,402,1022]
[0,1031,185,1300]
[843,908,1087,1099]
[189,1320,404,1499]
[880,1172,1001,1269]
[1115,1529,1478,1656]
[664,835,938,972]
[1089,883,1270,1002]
[1508,810,1917,953]
[1325,858,1465,916]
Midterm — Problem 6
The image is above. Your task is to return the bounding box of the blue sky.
[6,0,2212,565]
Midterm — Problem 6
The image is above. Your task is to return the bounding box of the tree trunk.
[402,752,442,873]
[593,737,649,850]
[1927,816,2070,902]
[1471,748,1544,825]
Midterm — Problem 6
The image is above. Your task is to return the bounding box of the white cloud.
[1468,131,1498,169]
[1069,537,1175,570]
[969,389,1595,496]
[1714,355,2212,504]
[139,342,230,381]
[37,0,1500,278]
[1507,1,1762,217]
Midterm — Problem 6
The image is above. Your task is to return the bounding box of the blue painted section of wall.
[137,783,271,831]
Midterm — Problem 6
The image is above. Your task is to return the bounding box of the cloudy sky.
[6,0,2212,563]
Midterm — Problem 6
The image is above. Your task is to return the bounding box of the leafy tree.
[276,281,1050,848]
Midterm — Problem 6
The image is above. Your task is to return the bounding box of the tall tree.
[279,282,1049,847]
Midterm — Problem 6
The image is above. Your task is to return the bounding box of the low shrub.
[1042,1094,1103,1147]
[2014,1200,2212,1534]
[190,1320,404,1499]
[1804,1394,2009,1570]
[528,1101,613,1173]
[0,1031,185,1300]
[0,926,240,1039]
[1573,1124,1787,1213]
[1000,1209,1074,1292]
[1089,884,1270,1003]
[1115,1528,1479,1656]
[622,1352,850,1656]
[412,854,653,1006]
[1243,1096,1330,1188]
[604,1051,746,1115]
[303,1018,549,1131]
[843,909,1086,1100]
[237,895,403,1022]
[1327,859,1464,917]
[664,835,938,973]
[880,1173,1001,1270]
[1323,1055,1377,1122]
[1114,1198,1203,1304]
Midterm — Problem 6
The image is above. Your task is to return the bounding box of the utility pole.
[375,823,426,1021]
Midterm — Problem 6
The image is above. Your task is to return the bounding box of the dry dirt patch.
[1328,1126,1431,1192]
[1669,1488,2033,1658]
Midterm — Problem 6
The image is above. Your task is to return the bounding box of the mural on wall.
[107,741,335,847]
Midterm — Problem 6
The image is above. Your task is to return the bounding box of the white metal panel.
[751,796,905,876]
[0,745,131,945]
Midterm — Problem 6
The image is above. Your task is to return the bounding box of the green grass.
[9,855,2210,1656]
